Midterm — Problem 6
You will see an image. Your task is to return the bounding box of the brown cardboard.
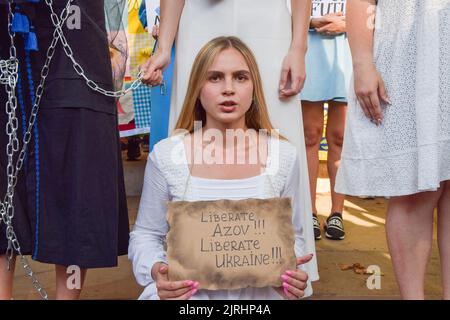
[166,197,297,290]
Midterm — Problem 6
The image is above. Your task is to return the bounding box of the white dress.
[168,0,316,274]
[336,0,450,196]
[128,135,319,300]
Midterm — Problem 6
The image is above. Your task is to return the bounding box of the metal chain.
[2,0,157,299]
[0,0,74,300]
[3,1,19,269]
[45,0,144,98]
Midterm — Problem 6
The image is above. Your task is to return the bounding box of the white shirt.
[128,135,318,300]
[311,0,346,17]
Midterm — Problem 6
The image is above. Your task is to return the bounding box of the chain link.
[0,0,75,300]
[44,0,145,98]
[1,0,160,299]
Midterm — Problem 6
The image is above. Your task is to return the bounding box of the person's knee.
[326,129,344,149]
[390,192,439,213]
[443,180,450,192]
[304,126,323,148]
[438,180,450,199]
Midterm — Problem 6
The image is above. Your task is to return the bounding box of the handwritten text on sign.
[200,212,283,269]
[166,198,297,290]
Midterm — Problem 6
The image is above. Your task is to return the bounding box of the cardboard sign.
[166,197,297,290]
[311,0,346,17]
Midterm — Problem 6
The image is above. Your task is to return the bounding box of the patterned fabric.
[336,0,450,196]
[128,32,152,76]
[117,0,154,137]
[311,0,346,17]
[132,84,152,128]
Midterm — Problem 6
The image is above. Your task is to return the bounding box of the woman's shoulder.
[279,138,297,153]
[269,136,298,160]
[267,136,298,177]
[153,134,184,153]
[150,134,187,169]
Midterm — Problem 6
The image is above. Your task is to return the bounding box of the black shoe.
[324,212,345,240]
[142,135,150,153]
[312,213,321,240]
[120,140,127,151]
[127,136,142,161]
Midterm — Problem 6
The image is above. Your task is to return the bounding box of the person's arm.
[128,150,171,287]
[128,145,198,300]
[310,16,327,29]
[278,0,312,98]
[314,12,346,35]
[275,151,315,299]
[141,0,185,85]
[290,0,311,52]
[282,152,316,267]
[157,0,185,56]
[347,0,389,125]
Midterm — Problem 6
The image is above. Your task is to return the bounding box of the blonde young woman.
[141,0,317,272]
[129,37,319,300]
[336,0,450,299]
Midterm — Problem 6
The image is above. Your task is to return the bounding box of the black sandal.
[324,212,345,240]
[312,213,321,240]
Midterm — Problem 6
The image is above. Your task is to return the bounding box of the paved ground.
[10,159,444,300]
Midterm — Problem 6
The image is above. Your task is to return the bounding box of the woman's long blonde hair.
[174,36,283,139]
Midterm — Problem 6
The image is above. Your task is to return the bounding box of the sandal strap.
[327,215,344,231]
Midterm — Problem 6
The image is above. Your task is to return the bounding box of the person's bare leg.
[325,101,347,214]
[301,101,324,214]
[55,264,87,300]
[437,180,450,300]
[386,188,443,299]
[0,254,15,300]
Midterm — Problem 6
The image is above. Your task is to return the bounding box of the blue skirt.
[301,31,353,103]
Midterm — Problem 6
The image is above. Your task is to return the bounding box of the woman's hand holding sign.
[277,253,314,300]
[153,254,313,300]
[152,262,200,300]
